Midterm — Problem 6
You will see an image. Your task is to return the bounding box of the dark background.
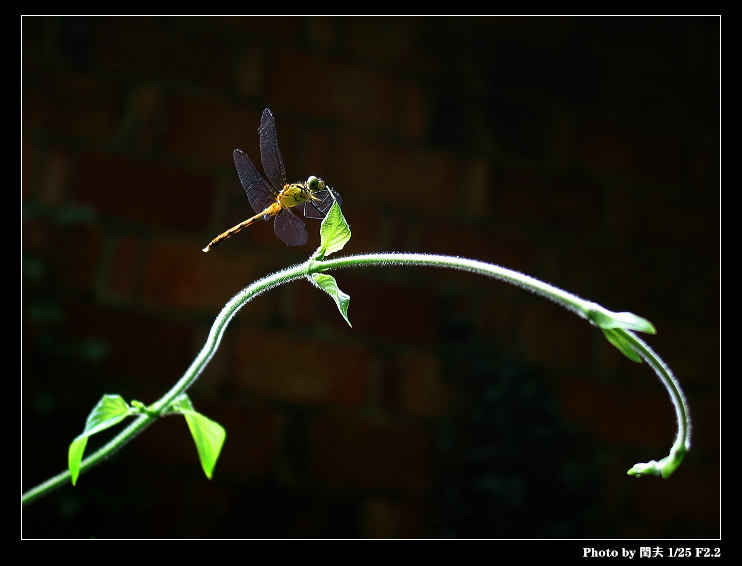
[22,16,719,539]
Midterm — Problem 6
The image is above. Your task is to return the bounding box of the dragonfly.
[202,108,341,251]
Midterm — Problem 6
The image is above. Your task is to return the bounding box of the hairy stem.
[22,252,690,506]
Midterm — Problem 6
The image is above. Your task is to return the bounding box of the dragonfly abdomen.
[202,203,282,252]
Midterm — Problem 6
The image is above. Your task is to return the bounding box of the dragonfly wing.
[304,188,342,219]
[273,208,308,246]
[233,148,276,214]
[259,108,287,193]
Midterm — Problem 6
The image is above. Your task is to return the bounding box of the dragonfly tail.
[202,209,272,252]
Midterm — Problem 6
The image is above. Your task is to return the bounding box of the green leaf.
[611,312,656,334]
[80,394,132,435]
[601,328,642,363]
[626,459,663,477]
[588,307,656,334]
[171,394,195,412]
[658,446,686,479]
[170,395,226,480]
[68,394,133,485]
[67,436,88,486]
[627,446,686,479]
[318,200,351,258]
[181,411,226,479]
[311,273,352,327]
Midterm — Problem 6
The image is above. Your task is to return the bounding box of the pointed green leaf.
[602,328,642,363]
[588,307,655,334]
[170,394,195,412]
[169,394,226,480]
[81,394,132,436]
[311,273,352,326]
[658,446,686,479]
[68,436,89,486]
[606,311,656,334]
[319,200,351,258]
[627,446,686,479]
[180,410,226,480]
[68,394,134,485]
[626,459,663,477]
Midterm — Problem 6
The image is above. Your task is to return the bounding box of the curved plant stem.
[22,265,306,507]
[21,415,151,506]
[622,331,690,478]
[148,265,307,414]
[22,252,691,506]
[315,253,690,478]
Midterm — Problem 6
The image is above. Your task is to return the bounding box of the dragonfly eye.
[306,175,324,193]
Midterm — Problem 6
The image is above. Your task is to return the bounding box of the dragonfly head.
[305,175,325,194]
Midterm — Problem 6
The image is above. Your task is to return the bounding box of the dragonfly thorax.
[278,183,312,208]
[278,176,328,208]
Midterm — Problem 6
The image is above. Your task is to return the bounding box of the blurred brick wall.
[22,16,719,538]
